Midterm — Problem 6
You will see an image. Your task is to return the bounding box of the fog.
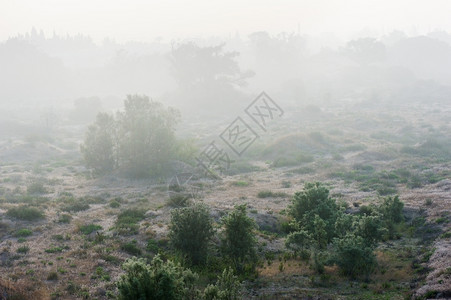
[1,1,451,123]
[1,1,451,299]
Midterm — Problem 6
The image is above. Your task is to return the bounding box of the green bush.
[121,240,142,256]
[7,205,45,221]
[62,201,90,213]
[378,195,404,238]
[257,190,288,198]
[333,234,377,279]
[47,271,58,281]
[27,181,47,195]
[221,204,257,273]
[79,224,102,235]
[203,267,241,300]
[285,229,313,252]
[115,208,146,235]
[353,214,386,247]
[14,228,33,237]
[81,95,180,177]
[271,153,314,168]
[169,203,214,265]
[17,245,30,254]
[109,200,121,208]
[45,246,65,253]
[289,182,338,243]
[58,214,72,223]
[117,255,198,300]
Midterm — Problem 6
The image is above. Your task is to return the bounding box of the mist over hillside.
[1,1,451,299]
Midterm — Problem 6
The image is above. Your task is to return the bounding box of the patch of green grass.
[231,181,250,187]
[435,217,448,224]
[271,154,314,168]
[58,214,72,223]
[146,239,159,253]
[45,246,65,253]
[14,228,33,237]
[257,190,289,198]
[79,224,102,235]
[47,271,58,280]
[17,245,30,254]
[288,166,315,175]
[109,200,121,208]
[115,209,146,235]
[120,240,142,256]
[62,200,90,213]
[7,206,44,221]
[27,181,47,195]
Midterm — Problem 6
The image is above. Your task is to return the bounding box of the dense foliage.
[286,182,405,279]
[81,95,180,177]
[169,203,215,265]
[221,204,258,273]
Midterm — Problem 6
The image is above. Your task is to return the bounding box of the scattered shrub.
[58,214,72,223]
[333,234,376,279]
[47,271,58,281]
[17,245,30,254]
[120,240,142,256]
[169,203,214,265]
[27,181,47,195]
[117,255,198,300]
[62,201,90,213]
[221,204,257,273]
[257,190,288,198]
[79,224,102,235]
[115,209,146,235]
[14,228,33,237]
[7,206,45,221]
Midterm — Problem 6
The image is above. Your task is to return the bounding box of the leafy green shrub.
[285,229,312,252]
[81,96,180,177]
[169,203,214,265]
[47,271,58,280]
[221,204,257,273]
[117,255,198,300]
[17,245,30,254]
[203,267,241,300]
[58,214,72,223]
[14,228,33,237]
[7,205,44,221]
[231,181,250,187]
[121,240,142,256]
[271,153,314,168]
[146,239,159,253]
[79,224,102,235]
[62,200,90,213]
[353,214,386,247]
[379,195,404,223]
[27,181,47,195]
[45,246,65,253]
[115,208,146,235]
[289,182,338,243]
[109,200,121,208]
[333,234,377,279]
[257,190,288,198]
[378,195,404,238]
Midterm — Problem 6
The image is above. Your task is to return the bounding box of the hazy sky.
[1,0,450,42]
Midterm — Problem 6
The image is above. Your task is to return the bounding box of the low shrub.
[7,206,45,221]
[120,240,142,256]
[14,228,33,237]
[79,224,102,235]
